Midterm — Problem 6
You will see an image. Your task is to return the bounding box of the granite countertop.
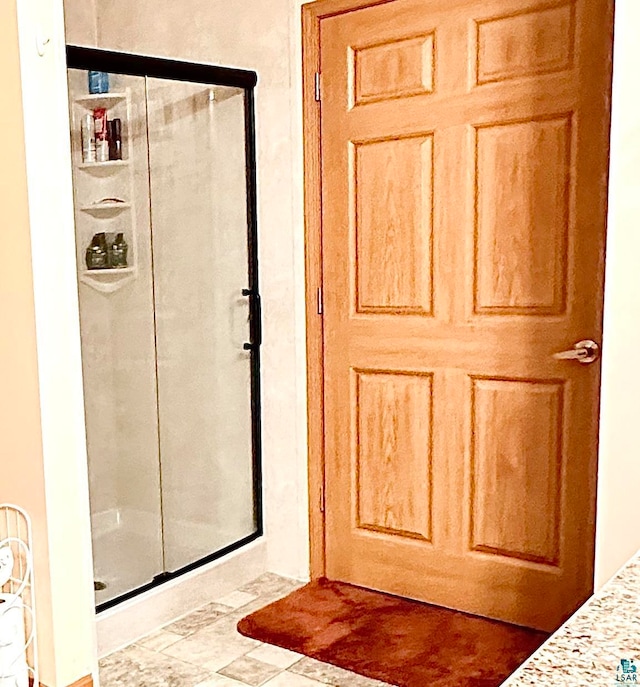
[504,552,640,686]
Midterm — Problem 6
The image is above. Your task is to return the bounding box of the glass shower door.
[67,67,164,605]
[145,78,258,572]
[67,48,261,606]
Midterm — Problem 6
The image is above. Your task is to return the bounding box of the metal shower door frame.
[66,45,263,612]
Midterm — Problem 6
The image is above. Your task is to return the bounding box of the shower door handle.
[242,289,262,351]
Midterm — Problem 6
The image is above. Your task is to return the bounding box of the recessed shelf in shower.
[70,84,137,293]
[78,267,137,293]
[74,91,128,106]
[78,159,129,173]
[80,201,131,217]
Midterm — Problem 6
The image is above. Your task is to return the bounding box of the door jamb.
[302,0,394,578]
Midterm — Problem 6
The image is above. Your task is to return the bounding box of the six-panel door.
[320,0,613,631]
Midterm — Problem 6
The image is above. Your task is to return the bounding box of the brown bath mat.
[237,578,548,687]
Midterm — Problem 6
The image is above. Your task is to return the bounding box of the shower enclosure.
[65,48,262,609]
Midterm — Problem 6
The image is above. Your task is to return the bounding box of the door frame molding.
[302,0,394,578]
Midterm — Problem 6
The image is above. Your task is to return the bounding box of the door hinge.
[314,72,321,102]
[320,481,325,513]
[317,286,323,315]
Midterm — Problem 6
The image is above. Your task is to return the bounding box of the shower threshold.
[92,507,260,611]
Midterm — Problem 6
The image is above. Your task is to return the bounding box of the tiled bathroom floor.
[99,573,392,687]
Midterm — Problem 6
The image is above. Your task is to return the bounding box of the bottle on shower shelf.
[93,107,109,163]
[109,233,129,268]
[108,118,123,160]
[86,233,109,270]
[88,71,109,94]
[81,114,96,163]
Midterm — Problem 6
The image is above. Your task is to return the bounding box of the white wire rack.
[0,505,38,687]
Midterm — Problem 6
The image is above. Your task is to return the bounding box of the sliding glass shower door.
[66,50,261,607]
[146,78,257,572]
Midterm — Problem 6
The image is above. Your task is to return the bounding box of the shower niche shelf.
[80,201,131,216]
[69,83,138,294]
[78,160,130,173]
[75,91,128,106]
[79,267,137,294]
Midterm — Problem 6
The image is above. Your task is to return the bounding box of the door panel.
[320,0,612,631]
[470,377,563,565]
[475,116,570,314]
[355,369,434,541]
[353,33,435,104]
[355,135,433,314]
[475,3,575,84]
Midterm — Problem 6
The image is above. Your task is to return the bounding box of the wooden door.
[318,0,613,631]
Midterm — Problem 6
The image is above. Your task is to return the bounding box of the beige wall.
[63,0,96,45]
[595,0,640,587]
[0,2,57,682]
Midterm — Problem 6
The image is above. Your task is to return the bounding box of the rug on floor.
[237,578,549,687]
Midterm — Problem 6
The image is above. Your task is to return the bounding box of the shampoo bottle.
[88,71,109,94]
[86,233,109,270]
[108,119,123,160]
[110,233,128,268]
[81,114,96,163]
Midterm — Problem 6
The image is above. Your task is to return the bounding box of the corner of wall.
[14,0,98,684]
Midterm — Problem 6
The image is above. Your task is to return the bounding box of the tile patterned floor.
[99,573,393,687]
